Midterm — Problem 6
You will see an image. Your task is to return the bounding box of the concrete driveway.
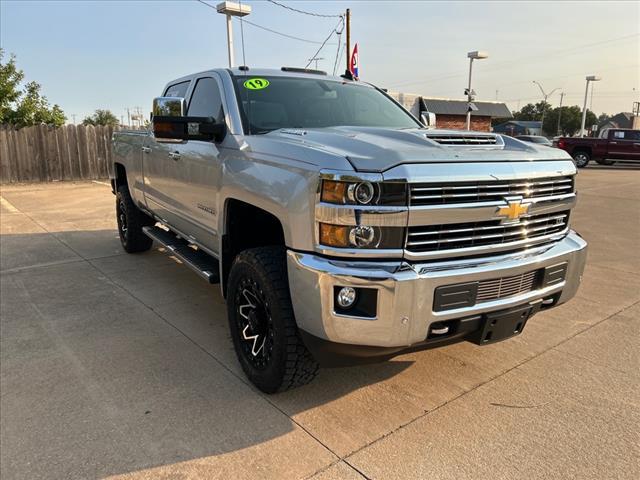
[1,168,639,479]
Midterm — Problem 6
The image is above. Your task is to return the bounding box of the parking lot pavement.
[1,168,638,480]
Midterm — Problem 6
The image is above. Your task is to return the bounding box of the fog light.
[336,287,357,308]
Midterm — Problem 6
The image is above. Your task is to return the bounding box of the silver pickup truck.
[111,67,587,393]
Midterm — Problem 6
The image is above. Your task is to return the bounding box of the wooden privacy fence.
[0,124,122,184]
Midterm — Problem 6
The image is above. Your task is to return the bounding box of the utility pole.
[556,92,564,136]
[308,57,324,70]
[345,8,350,72]
[71,114,77,125]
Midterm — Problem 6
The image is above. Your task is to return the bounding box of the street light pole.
[580,75,601,137]
[533,81,559,136]
[465,51,488,130]
[217,2,252,68]
[466,58,474,131]
[225,13,234,67]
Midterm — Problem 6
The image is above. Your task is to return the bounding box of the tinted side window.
[164,81,190,98]
[188,77,224,122]
[612,130,626,139]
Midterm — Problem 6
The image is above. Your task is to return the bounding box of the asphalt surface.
[1,167,639,480]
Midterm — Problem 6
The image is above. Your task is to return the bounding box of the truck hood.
[265,126,571,173]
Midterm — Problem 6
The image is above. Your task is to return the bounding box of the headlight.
[321,180,406,206]
[347,182,376,205]
[319,223,404,249]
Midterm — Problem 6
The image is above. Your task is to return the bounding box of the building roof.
[419,97,512,118]
[598,112,633,129]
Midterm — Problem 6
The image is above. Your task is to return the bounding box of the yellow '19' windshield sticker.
[243,78,270,90]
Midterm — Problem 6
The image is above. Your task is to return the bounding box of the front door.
[608,130,640,161]
[142,80,192,227]
[164,75,227,255]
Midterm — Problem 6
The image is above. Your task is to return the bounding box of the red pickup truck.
[555,128,640,167]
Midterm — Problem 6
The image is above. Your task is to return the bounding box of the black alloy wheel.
[234,277,275,370]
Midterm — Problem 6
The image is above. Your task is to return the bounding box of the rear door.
[142,80,191,226]
[164,74,227,254]
[607,130,639,161]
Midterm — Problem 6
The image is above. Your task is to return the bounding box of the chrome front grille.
[406,211,570,253]
[410,176,574,206]
[476,270,540,303]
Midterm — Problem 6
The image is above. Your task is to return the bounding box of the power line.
[266,0,342,18]
[305,16,344,69]
[240,17,336,45]
[196,0,333,45]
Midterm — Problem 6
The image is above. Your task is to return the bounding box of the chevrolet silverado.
[111,67,587,393]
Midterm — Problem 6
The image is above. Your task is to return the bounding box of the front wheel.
[572,151,591,168]
[227,247,319,393]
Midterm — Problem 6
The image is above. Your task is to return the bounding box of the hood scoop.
[424,132,504,148]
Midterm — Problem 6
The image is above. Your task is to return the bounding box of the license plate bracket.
[472,305,534,345]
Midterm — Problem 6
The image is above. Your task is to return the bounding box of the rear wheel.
[227,247,319,393]
[116,185,154,253]
[572,150,591,168]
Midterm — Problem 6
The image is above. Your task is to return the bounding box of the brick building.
[389,92,512,132]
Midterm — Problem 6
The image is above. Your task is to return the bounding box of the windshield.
[232,75,421,134]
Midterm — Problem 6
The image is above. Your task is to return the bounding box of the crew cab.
[111,67,587,393]
[555,128,640,167]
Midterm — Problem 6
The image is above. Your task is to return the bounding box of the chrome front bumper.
[287,231,587,348]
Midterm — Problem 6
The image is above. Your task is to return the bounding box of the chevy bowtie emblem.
[497,199,530,221]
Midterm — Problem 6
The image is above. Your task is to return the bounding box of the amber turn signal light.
[319,223,350,247]
[321,180,348,204]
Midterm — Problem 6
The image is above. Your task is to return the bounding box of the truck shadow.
[1,229,414,479]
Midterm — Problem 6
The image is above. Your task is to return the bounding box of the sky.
[1,0,638,124]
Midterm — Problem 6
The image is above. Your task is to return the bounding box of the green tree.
[542,106,597,137]
[0,49,66,127]
[0,50,24,123]
[512,101,551,121]
[83,109,119,126]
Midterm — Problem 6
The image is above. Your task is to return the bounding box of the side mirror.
[151,97,226,142]
[421,112,436,128]
[153,96,186,117]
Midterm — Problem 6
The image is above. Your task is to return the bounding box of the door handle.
[141,146,151,154]
[168,151,181,161]
[610,141,617,144]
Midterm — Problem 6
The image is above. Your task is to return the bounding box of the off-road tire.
[227,246,319,393]
[572,150,591,168]
[116,185,154,253]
